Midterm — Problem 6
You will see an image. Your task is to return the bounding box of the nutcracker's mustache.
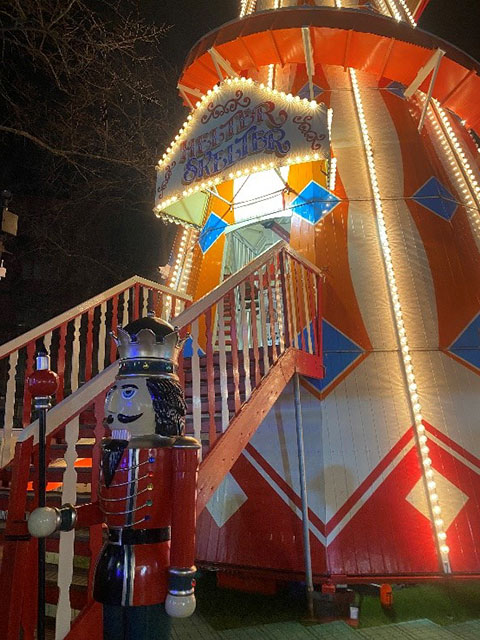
[117,413,143,424]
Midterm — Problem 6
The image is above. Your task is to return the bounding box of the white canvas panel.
[249,380,327,524]
[327,66,397,351]
[415,350,480,458]
[321,351,412,521]
[359,76,440,350]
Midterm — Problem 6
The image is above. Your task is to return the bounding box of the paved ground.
[171,615,480,639]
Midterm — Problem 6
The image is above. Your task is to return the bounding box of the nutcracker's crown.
[111,314,186,378]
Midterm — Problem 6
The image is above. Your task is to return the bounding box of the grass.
[195,572,480,631]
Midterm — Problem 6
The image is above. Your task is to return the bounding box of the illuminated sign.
[155,77,329,213]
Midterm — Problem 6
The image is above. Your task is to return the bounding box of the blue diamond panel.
[449,313,480,371]
[198,212,228,254]
[292,181,340,225]
[305,319,364,393]
[182,337,206,358]
[296,321,316,351]
[413,176,458,221]
[297,83,324,100]
[385,81,406,99]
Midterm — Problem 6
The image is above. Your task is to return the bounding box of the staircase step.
[48,441,94,457]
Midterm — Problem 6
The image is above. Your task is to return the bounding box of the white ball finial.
[165,594,196,618]
[28,507,59,537]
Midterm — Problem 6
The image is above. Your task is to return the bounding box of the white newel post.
[2,351,19,466]
[55,415,79,639]
[71,316,82,393]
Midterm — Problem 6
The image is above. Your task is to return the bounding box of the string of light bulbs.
[396,0,417,27]
[419,96,480,243]
[239,0,256,18]
[154,77,323,213]
[374,0,393,18]
[349,67,451,573]
[165,227,198,319]
[385,0,402,21]
[432,100,480,215]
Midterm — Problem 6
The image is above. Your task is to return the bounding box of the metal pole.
[28,350,58,640]
[36,393,49,640]
[293,373,314,618]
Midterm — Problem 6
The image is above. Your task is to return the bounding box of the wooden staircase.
[0,241,324,640]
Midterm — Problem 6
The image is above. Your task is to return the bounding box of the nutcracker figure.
[28,314,201,640]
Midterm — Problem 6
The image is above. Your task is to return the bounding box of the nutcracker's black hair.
[146,377,186,437]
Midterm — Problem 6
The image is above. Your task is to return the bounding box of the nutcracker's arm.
[28,501,103,537]
[165,436,200,618]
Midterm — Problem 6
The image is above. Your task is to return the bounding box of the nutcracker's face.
[105,377,155,437]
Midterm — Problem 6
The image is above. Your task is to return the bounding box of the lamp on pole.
[27,351,59,640]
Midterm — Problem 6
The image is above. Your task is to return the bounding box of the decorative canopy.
[156,76,329,226]
[178,8,480,131]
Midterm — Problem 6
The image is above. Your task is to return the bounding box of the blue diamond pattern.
[297,83,324,100]
[182,337,206,358]
[292,181,340,225]
[413,177,458,221]
[198,212,228,254]
[385,81,406,99]
[306,320,364,393]
[449,313,480,371]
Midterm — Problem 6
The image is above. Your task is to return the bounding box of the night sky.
[420,0,480,61]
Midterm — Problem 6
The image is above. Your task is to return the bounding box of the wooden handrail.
[1,241,324,639]
[17,364,117,445]
[0,276,191,359]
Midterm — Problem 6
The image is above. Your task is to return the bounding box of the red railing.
[0,276,191,466]
[0,365,116,640]
[173,241,324,453]
[0,241,323,640]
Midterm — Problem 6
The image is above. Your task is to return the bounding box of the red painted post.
[229,290,241,413]
[249,274,261,387]
[22,342,36,426]
[21,533,38,640]
[266,258,278,363]
[316,274,323,361]
[84,308,94,382]
[279,251,291,348]
[293,261,306,352]
[306,270,317,356]
[56,323,67,402]
[133,282,140,320]
[0,437,33,640]
[205,309,217,446]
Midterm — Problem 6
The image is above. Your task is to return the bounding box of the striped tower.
[157,0,480,580]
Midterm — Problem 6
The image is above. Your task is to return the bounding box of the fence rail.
[0,276,190,465]
[174,241,323,450]
[0,242,323,640]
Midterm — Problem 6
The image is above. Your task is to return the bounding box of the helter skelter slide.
[155,0,480,583]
